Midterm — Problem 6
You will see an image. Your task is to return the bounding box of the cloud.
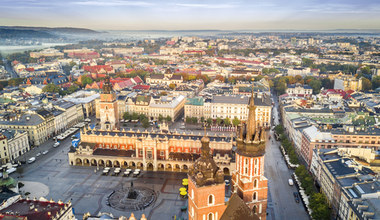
[175,3,239,9]
[300,2,380,14]
[73,0,154,7]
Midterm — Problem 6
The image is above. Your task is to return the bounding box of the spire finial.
[203,122,207,137]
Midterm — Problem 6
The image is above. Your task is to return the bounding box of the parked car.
[28,157,36,164]
[36,153,41,157]
[53,142,60,148]
[293,192,300,203]
[42,150,48,155]
[6,167,16,174]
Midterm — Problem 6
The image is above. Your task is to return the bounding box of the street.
[264,93,309,220]
[3,59,19,78]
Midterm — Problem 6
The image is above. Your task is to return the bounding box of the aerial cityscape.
[0,1,379,220]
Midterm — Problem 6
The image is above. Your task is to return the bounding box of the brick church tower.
[188,131,226,220]
[99,74,119,130]
[231,91,268,219]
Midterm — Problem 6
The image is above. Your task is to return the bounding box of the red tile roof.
[133,85,150,90]
[0,199,70,220]
[83,65,113,74]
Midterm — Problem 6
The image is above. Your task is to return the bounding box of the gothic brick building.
[189,90,268,220]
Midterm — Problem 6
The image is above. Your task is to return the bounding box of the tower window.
[253,191,258,201]
[208,194,214,205]
[254,179,258,188]
[208,213,214,220]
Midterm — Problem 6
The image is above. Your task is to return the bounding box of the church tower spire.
[232,89,268,219]
[246,88,257,142]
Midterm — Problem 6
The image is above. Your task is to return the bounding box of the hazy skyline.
[1,0,380,30]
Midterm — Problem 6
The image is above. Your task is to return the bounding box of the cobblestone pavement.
[12,137,189,219]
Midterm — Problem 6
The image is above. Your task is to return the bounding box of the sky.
[1,0,380,30]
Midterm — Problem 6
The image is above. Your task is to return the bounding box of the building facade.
[286,84,313,96]
[2,130,30,162]
[0,113,52,146]
[184,94,272,128]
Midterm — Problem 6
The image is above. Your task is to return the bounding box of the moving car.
[288,179,294,186]
[53,142,60,147]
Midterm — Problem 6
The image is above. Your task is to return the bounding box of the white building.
[286,84,313,96]
[1,130,30,162]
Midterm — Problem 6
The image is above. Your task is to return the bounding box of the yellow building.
[0,113,53,146]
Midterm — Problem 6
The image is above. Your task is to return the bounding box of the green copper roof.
[186,97,204,106]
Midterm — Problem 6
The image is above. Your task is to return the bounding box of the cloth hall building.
[68,76,234,173]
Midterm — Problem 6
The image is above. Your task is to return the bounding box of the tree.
[361,66,371,75]
[81,75,93,87]
[309,193,331,220]
[286,76,296,85]
[232,117,240,126]
[8,78,24,87]
[216,117,222,125]
[294,75,303,84]
[274,125,284,135]
[321,78,333,89]
[302,58,314,67]
[254,75,264,82]
[273,78,287,95]
[372,76,380,90]
[142,118,150,129]
[42,83,60,93]
[67,85,79,94]
[123,112,131,121]
[200,116,205,123]
[228,76,237,84]
[361,78,372,91]
[308,79,322,94]
[139,114,147,121]
[158,114,164,122]
[206,118,212,126]
[131,112,139,121]
[224,117,231,126]
[215,75,225,82]
[166,116,172,122]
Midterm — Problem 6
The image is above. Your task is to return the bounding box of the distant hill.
[0,28,55,38]
[0,26,99,38]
